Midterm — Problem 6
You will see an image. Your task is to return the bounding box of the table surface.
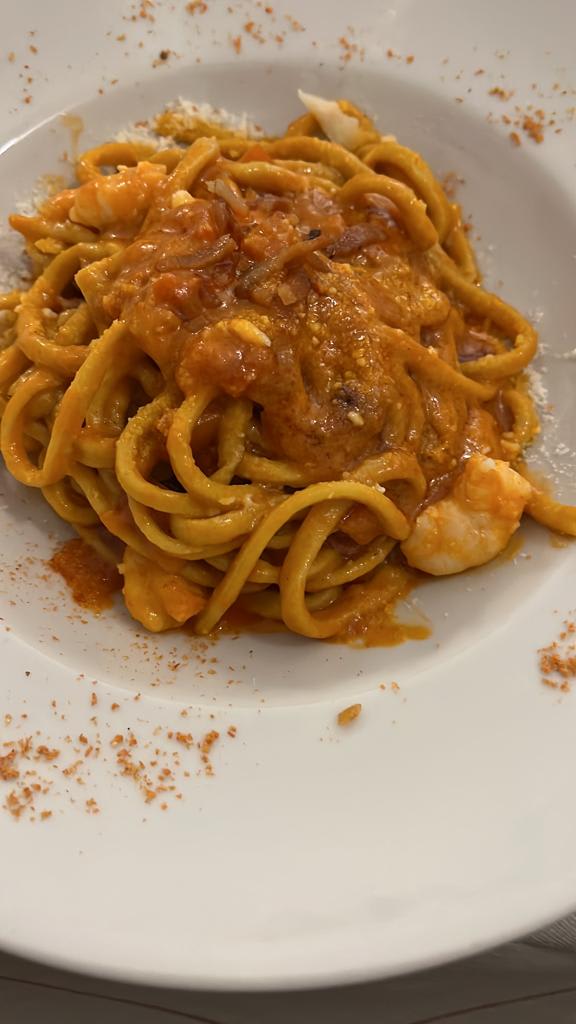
[2,942,576,1023]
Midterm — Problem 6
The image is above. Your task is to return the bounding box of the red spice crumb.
[40,810,52,821]
[522,115,544,143]
[538,619,576,693]
[227,725,237,738]
[90,693,98,707]
[200,730,219,754]
[474,68,485,75]
[138,0,155,19]
[441,171,464,198]
[489,86,513,100]
[174,731,194,748]
[8,51,16,62]
[0,751,19,781]
[36,745,60,761]
[111,734,124,747]
[337,704,361,726]
[186,0,208,11]
[509,131,521,146]
[231,35,242,53]
[86,798,100,814]
[199,730,219,775]
[116,33,126,41]
[405,54,414,64]
[5,789,33,819]
[244,20,265,43]
[338,34,364,63]
[391,681,400,693]
[111,703,120,711]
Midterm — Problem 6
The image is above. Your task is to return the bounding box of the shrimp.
[69,161,165,229]
[122,548,206,632]
[401,453,532,575]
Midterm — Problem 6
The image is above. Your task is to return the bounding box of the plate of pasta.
[1,0,576,992]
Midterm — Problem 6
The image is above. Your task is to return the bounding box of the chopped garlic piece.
[229,318,272,347]
[171,189,194,208]
[347,410,365,427]
[297,90,363,150]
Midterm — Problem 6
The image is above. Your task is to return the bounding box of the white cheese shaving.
[297,90,363,150]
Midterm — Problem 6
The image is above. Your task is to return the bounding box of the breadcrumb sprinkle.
[539,617,576,692]
[337,703,362,726]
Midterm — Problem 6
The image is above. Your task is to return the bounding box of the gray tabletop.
[2,941,576,1023]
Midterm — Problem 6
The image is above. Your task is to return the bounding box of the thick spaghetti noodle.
[1,94,574,641]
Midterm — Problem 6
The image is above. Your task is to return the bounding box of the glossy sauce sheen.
[96,170,500,495]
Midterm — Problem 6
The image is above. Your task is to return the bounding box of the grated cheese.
[167,97,262,137]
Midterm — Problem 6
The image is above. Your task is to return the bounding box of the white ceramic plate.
[1,0,576,991]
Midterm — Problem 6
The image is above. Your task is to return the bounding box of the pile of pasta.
[1,95,573,640]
